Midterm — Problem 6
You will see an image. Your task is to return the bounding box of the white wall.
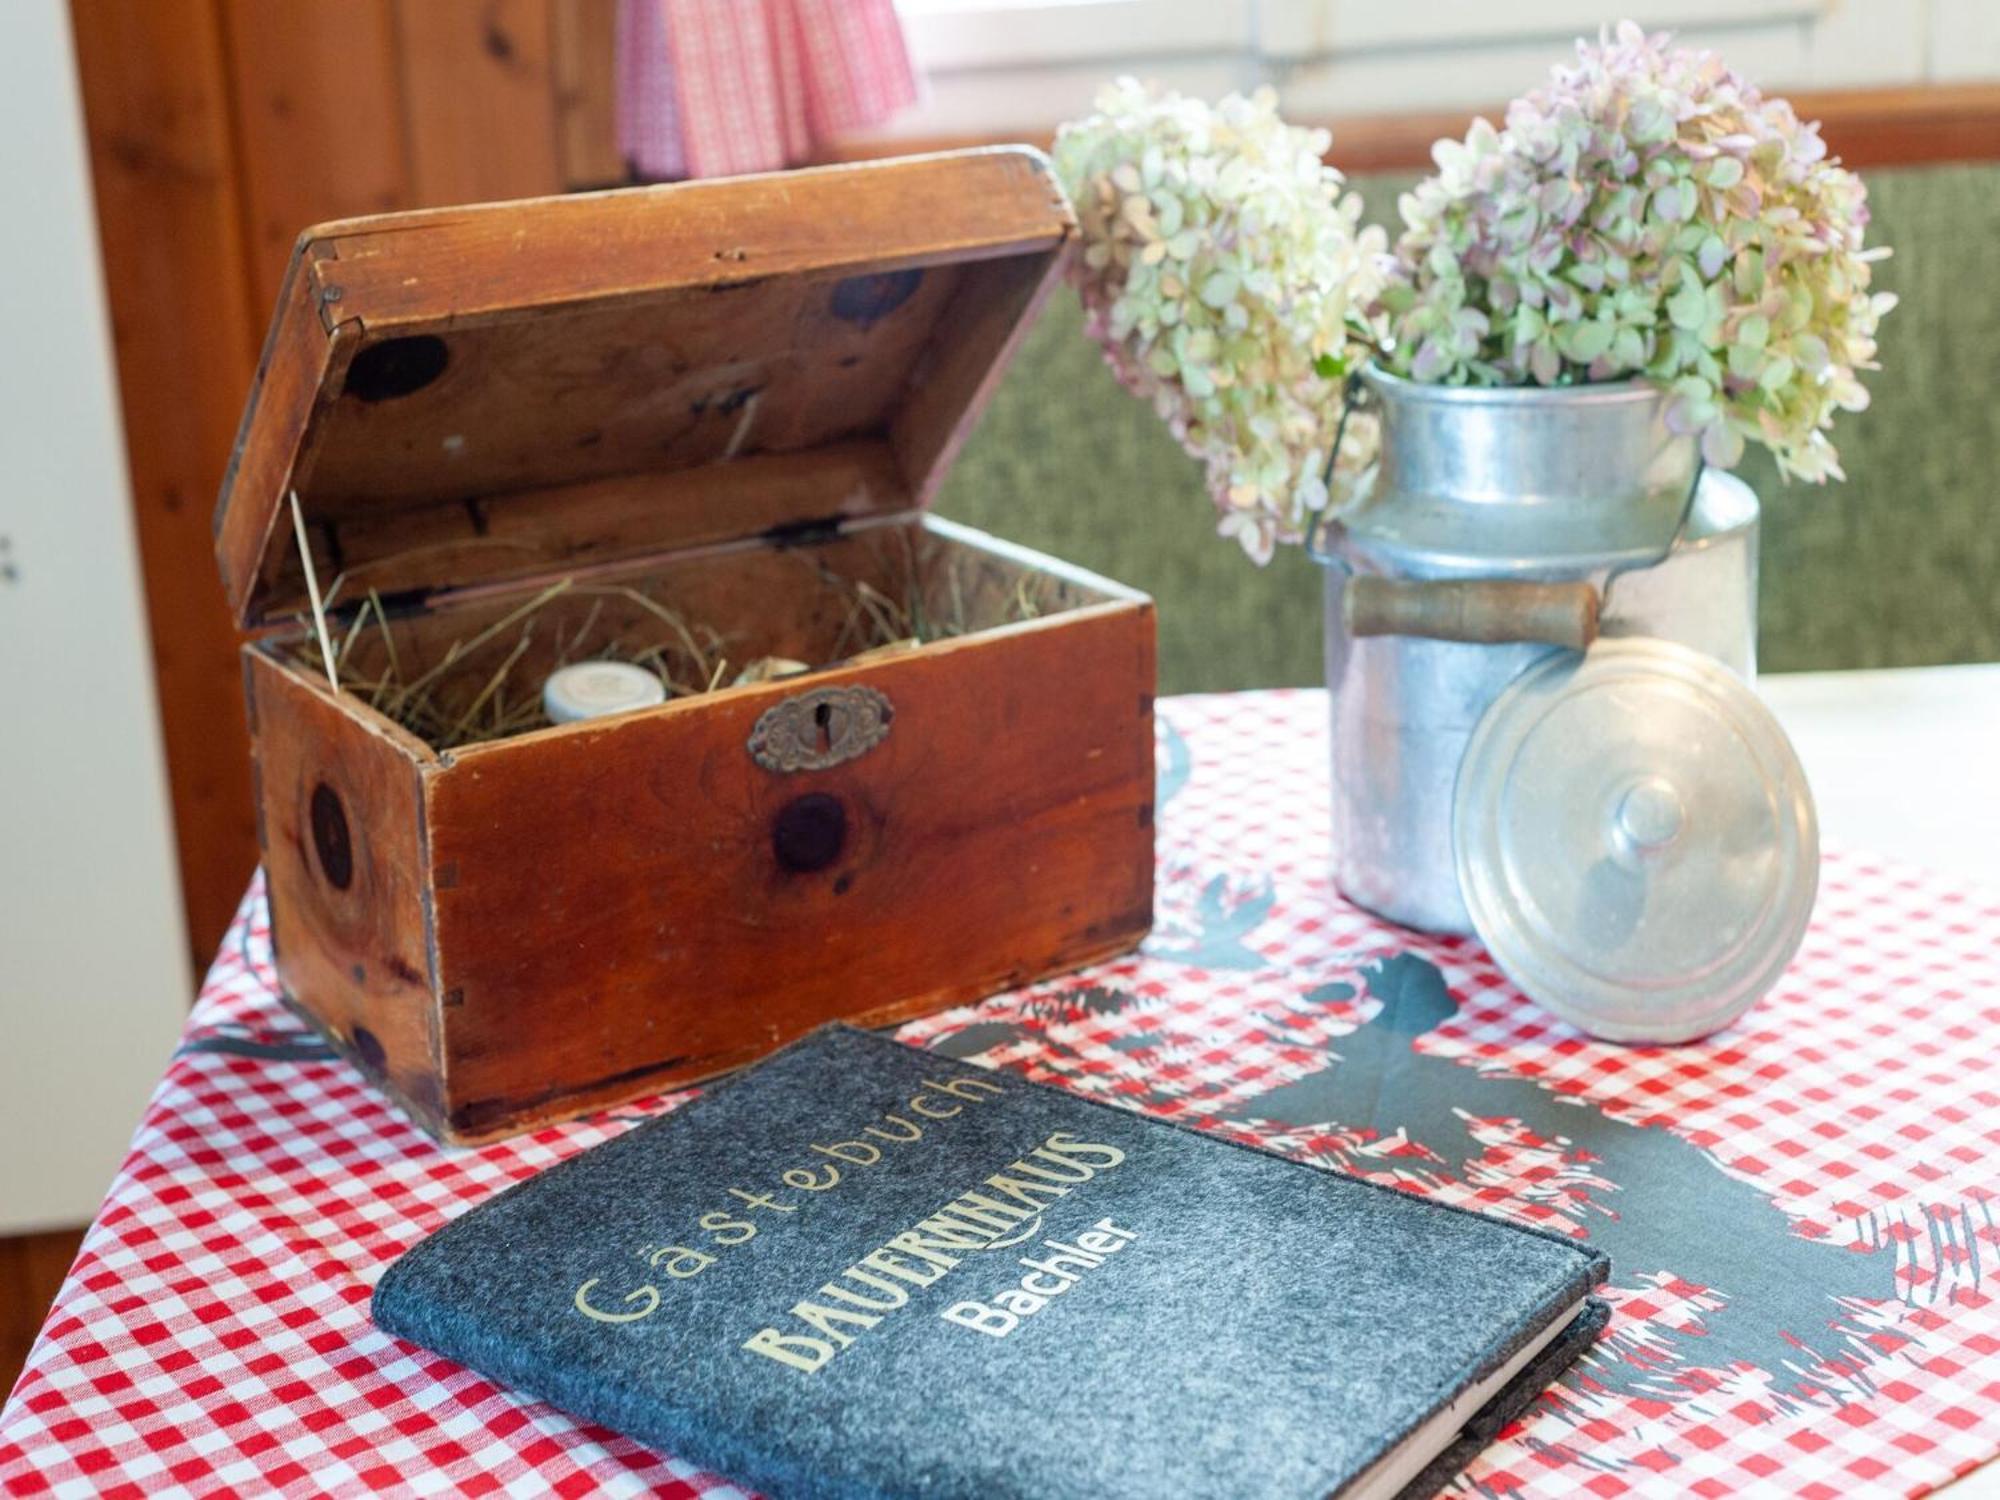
[888,0,2000,136]
[0,2,189,1233]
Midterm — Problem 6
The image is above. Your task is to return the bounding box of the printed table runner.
[3,691,1998,1497]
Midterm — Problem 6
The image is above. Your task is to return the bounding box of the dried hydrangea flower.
[1377,21,1894,482]
[1055,79,1386,562]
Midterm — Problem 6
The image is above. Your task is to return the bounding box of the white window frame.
[1254,0,1819,59]
[898,0,1824,72]
[897,0,1252,75]
[882,1,1945,134]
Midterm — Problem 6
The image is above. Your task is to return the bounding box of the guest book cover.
[373,1027,1610,1499]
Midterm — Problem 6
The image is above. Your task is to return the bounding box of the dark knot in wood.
[309,780,354,891]
[772,794,847,874]
[344,334,449,402]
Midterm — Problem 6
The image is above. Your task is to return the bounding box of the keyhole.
[814,699,834,754]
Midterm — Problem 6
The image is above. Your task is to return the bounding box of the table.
[1760,663,2000,894]
[1759,664,2000,1500]
[5,688,1999,1498]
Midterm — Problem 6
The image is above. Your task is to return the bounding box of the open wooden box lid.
[214,148,1075,629]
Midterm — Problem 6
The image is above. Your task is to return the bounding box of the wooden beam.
[813,83,2000,175]
[70,0,263,969]
[1320,85,2000,173]
[1790,83,2000,169]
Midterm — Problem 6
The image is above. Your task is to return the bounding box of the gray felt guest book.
[372,1026,1610,1499]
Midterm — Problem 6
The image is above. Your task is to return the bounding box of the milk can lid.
[1453,638,1818,1044]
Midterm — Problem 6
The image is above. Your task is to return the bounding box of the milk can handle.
[1343,577,1600,650]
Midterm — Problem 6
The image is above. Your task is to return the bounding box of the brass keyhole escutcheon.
[748,685,892,772]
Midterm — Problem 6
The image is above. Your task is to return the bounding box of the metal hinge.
[761,514,847,548]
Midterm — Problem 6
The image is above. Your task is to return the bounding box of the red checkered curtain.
[616,0,920,180]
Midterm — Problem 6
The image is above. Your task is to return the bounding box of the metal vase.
[1317,368,1759,936]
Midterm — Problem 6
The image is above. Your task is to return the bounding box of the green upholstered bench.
[936,163,2000,693]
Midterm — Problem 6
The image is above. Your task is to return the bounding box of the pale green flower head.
[1055,78,1386,563]
[1377,20,1894,482]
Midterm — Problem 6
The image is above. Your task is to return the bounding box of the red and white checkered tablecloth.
[5,690,1999,1498]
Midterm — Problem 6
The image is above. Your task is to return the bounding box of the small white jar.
[542,662,667,725]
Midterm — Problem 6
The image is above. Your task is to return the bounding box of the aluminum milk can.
[1314,368,1817,1043]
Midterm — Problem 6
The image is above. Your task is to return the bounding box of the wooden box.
[213,150,1155,1144]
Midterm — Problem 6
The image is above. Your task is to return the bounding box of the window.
[897,0,1249,74]
[877,2,1950,138]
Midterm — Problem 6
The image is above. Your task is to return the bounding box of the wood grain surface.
[1,1228,86,1405]
[422,539,1155,1141]
[214,148,1072,624]
[219,0,412,316]
[71,0,263,967]
[251,519,1154,1143]
[245,650,441,1125]
[394,0,564,206]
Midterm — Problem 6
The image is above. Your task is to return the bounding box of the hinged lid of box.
[214,148,1074,628]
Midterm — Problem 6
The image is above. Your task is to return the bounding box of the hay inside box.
[215,149,1157,1143]
[288,526,1080,749]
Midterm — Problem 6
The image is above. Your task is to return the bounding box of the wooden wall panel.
[71,0,580,969]
[1,1227,87,1402]
[551,0,625,188]
[70,0,261,969]
[392,0,565,205]
[218,0,414,314]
